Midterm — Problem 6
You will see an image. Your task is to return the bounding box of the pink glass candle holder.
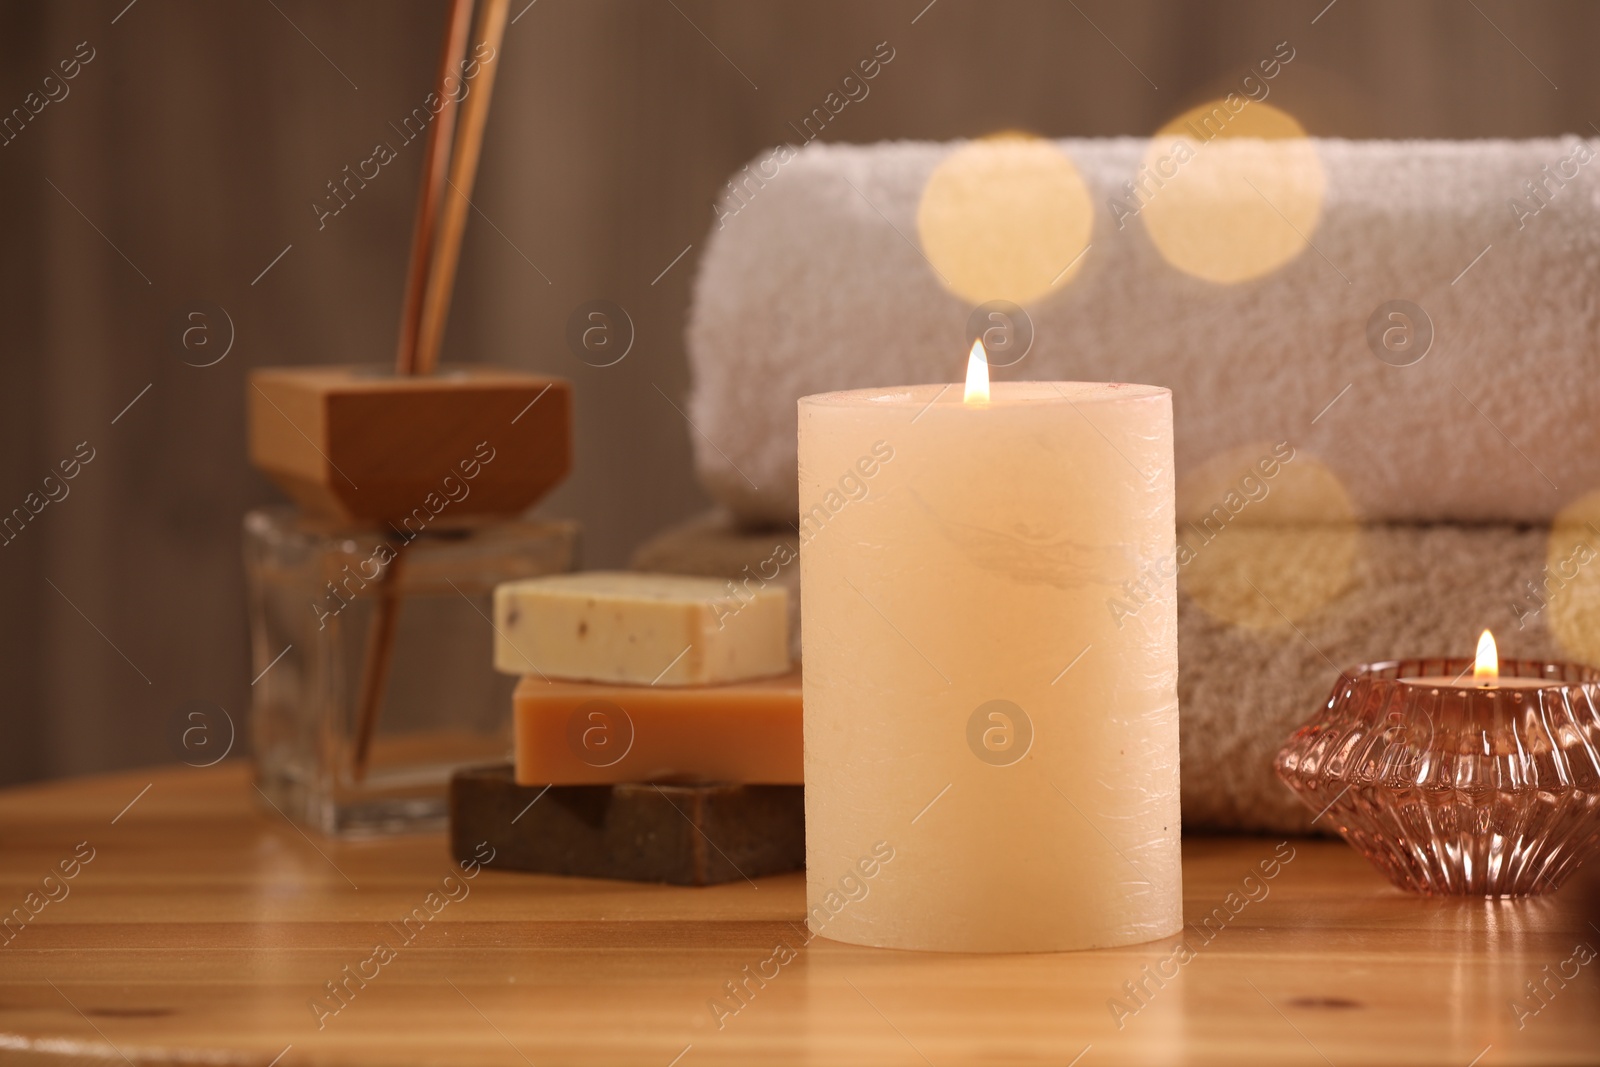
[1275,657,1600,897]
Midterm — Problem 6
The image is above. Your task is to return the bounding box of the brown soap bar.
[448,764,804,886]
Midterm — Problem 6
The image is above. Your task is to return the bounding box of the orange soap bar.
[513,671,802,785]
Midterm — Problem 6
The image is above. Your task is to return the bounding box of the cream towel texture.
[633,514,1578,833]
[687,138,1600,528]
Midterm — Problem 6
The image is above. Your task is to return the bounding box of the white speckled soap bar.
[492,571,789,685]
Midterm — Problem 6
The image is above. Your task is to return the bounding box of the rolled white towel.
[688,138,1600,527]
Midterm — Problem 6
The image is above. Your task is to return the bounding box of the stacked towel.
[687,138,1600,528]
[675,137,1600,832]
[634,514,1577,833]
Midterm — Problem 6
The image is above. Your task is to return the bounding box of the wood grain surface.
[1,764,1597,1066]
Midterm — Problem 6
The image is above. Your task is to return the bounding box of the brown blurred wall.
[1,0,1596,786]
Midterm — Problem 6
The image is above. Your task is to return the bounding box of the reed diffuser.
[243,0,576,836]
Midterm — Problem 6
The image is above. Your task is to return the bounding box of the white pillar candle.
[798,372,1182,952]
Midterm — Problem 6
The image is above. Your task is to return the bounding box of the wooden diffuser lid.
[248,364,570,524]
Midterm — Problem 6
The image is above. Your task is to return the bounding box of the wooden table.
[1,764,1596,1066]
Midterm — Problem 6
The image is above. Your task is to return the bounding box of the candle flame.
[1473,629,1498,685]
[964,339,990,405]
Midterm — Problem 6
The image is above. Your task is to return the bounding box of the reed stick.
[353,0,479,783]
[414,0,511,376]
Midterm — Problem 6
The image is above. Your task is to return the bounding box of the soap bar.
[493,571,789,685]
[449,764,805,886]
[513,671,802,785]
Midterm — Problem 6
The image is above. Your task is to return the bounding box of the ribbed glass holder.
[1275,658,1600,897]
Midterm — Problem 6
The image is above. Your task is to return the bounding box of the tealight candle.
[1401,630,1550,689]
[798,343,1183,952]
[1277,632,1600,896]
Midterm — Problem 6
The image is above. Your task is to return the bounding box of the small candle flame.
[1473,629,1498,685]
[964,339,990,405]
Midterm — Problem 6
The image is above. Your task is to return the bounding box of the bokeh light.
[1176,442,1359,629]
[1544,491,1600,664]
[917,134,1094,306]
[1136,101,1324,285]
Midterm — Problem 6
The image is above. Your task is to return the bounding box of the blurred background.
[2,0,1598,787]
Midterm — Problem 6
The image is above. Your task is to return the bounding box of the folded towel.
[688,138,1600,528]
[633,513,1576,833]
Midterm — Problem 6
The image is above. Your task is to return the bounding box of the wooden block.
[448,764,805,885]
[248,364,570,523]
[493,571,790,684]
[513,671,803,785]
